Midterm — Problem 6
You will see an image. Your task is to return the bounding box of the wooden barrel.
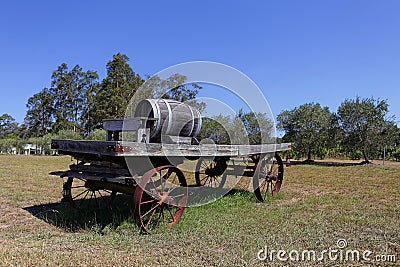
[134,99,202,141]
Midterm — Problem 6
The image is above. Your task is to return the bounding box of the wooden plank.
[103,118,141,131]
[102,117,157,131]
[162,135,193,145]
[69,164,131,176]
[52,139,291,158]
[50,170,137,184]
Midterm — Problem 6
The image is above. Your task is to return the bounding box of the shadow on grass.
[224,188,255,197]
[24,188,268,233]
[24,194,135,232]
[290,160,367,167]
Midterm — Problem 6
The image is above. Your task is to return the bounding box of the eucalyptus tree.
[93,53,144,124]
[0,113,18,139]
[24,88,54,137]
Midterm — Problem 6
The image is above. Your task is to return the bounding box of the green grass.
[0,155,399,266]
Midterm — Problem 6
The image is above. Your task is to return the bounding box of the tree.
[0,114,18,139]
[154,73,202,102]
[13,123,29,139]
[381,121,399,147]
[0,135,25,154]
[24,88,54,137]
[86,129,106,141]
[24,63,99,136]
[337,97,393,163]
[277,103,333,161]
[55,130,83,140]
[127,73,205,116]
[198,115,231,144]
[238,109,274,144]
[50,63,70,131]
[80,70,100,135]
[153,74,204,111]
[93,53,143,124]
[50,63,99,133]
[198,111,273,145]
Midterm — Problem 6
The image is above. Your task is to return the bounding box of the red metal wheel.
[253,153,284,202]
[133,165,187,233]
[195,157,227,188]
[62,177,116,209]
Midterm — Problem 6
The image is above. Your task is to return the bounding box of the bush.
[86,129,106,141]
[350,150,363,160]
[392,150,400,161]
[55,130,83,140]
[0,138,25,154]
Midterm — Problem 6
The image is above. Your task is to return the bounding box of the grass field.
[0,155,399,266]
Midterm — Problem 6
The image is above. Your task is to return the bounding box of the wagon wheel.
[195,157,228,188]
[253,153,284,202]
[62,177,117,209]
[133,165,188,233]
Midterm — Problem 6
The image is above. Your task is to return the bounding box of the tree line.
[277,97,400,163]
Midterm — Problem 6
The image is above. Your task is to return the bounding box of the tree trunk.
[362,150,370,164]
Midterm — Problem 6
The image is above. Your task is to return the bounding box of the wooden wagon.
[50,99,291,233]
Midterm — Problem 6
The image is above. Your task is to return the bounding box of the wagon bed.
[52,139,292,157]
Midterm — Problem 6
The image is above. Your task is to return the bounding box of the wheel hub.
[84,180,98,191]
[157,192,172,206]
[266,171,277,182]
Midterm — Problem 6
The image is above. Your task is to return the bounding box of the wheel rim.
[133,166,187,233]
[195,158,227,188]
[253,153,284,202]
[62,177,116,209]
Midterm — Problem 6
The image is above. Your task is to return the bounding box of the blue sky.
[1,0,399,124]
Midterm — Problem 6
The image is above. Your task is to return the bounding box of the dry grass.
[0,155,399,266]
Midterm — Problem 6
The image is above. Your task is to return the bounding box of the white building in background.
[23,144,38,155]
[5,144,38,155]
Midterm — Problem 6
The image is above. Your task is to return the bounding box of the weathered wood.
[161,135,193,145]
[52,139,292,157]
[69,164,131,176]
[134,99,202,141]
[103,117,156,141]
[103,118,142,132]
[92,180,136,195]
[53,170,137,194]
